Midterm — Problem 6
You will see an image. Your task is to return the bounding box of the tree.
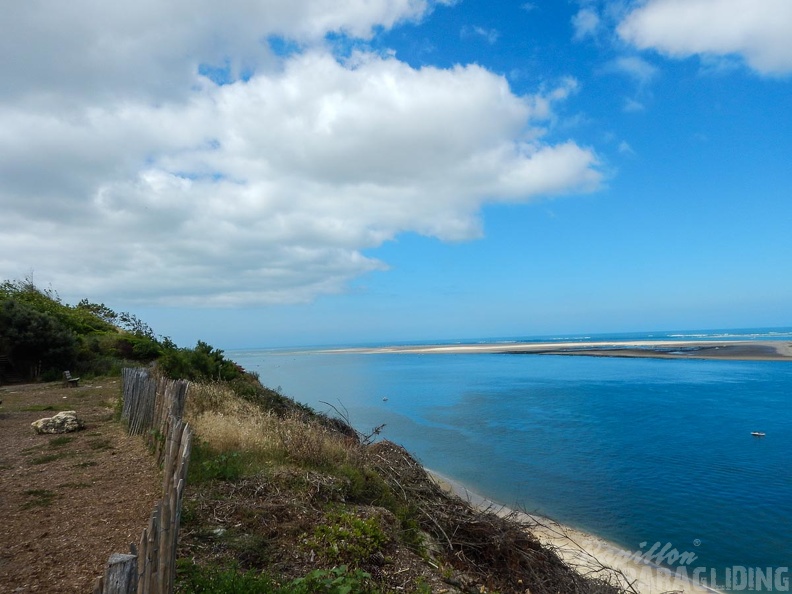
[0,299,77,378]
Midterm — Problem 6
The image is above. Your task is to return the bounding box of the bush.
[175,563,380,594]
[335,465,393,506]
[306,511,388,566]
[158,341,242,382]
[114,335,162,361]
[289,566,379,594]
[0,278,167,379]
[175,561,279,593]
[0,298,78,377]
[188,440,249,483]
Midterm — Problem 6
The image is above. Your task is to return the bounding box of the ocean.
[230,329,792,592]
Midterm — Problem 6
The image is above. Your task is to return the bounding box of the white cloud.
[572,8,602,41]
[609,56,658,84]
[623,98,646,112]
[461,26,500,45]
[0,0,449,105]
[618,140,635,155]
[0,1,600,307]
[618,0,792,75]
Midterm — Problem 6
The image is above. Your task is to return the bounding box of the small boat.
[382,397,388,402]
[751,431,766,437]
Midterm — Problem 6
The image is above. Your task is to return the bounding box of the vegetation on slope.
[0,278,241,383]
[177,383,632,593]
[0,278,632,593]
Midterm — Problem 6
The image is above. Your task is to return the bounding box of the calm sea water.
[230,329,792,592]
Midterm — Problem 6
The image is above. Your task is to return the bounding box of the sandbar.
[330,340,792,361]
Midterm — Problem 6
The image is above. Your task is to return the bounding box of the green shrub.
[335,465,392,506]
[114,335,162,361]
[0,298,78,376]
[306,511,388,566]
[159,341,243,382]
[289,566,379,594]
[175,561,278,593]
[188,440,248,483]
[0,279,161,379]
[175,563,380,594]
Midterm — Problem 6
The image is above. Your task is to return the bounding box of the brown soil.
[0,379,160,593]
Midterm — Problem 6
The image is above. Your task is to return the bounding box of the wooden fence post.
[102,553,138,594]
[111,369,192,594]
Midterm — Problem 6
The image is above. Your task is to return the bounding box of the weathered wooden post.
[111,370,193,594]
[97,552,138,594]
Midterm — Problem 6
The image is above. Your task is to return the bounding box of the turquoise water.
[230,329,792,592]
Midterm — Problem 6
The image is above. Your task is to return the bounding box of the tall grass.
[185,382,362,475]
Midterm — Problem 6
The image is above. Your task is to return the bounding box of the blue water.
[230,329,792,592]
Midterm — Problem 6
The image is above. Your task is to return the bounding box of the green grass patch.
[305,510,388,566]
[22,489,56,509]
[21,444,45,455]
[175,562,380,594]
[30,452,68,465]
[49,435,76,448]
[21,404,72,412]
[58,481,92,489]
[87,438,113,451]
[188,441,249,483]
[334,464,393,506]
[289,566,379,594]
[74,460,98,468]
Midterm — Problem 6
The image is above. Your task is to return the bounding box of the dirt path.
[0,379,160,593]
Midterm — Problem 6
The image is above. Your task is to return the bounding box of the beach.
[429,470,721,594]
[332,339,792,361]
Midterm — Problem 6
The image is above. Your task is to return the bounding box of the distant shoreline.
[328,340,792,361]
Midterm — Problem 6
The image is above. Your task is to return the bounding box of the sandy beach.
[332,339,792,361]
[428,470,721,594]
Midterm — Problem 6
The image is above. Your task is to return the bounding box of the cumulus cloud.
[618,0,792,75]
[0,0,600,307]
[1,0,449,105]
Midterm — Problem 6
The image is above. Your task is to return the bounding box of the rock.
[31,410,85,434]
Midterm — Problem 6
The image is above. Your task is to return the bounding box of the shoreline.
[427,469,722,594]
[328,340,792,361]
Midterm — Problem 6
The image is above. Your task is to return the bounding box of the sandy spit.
[326,340,792,361]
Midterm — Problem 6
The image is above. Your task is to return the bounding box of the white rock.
[31,410,85,434]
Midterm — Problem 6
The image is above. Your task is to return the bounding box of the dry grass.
[185,382,362,471]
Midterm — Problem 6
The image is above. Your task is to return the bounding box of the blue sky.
[2,0,791,348]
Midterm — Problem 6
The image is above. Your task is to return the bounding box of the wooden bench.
[63,370,80,387]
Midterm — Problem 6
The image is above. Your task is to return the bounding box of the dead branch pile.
[368,440,630,594]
